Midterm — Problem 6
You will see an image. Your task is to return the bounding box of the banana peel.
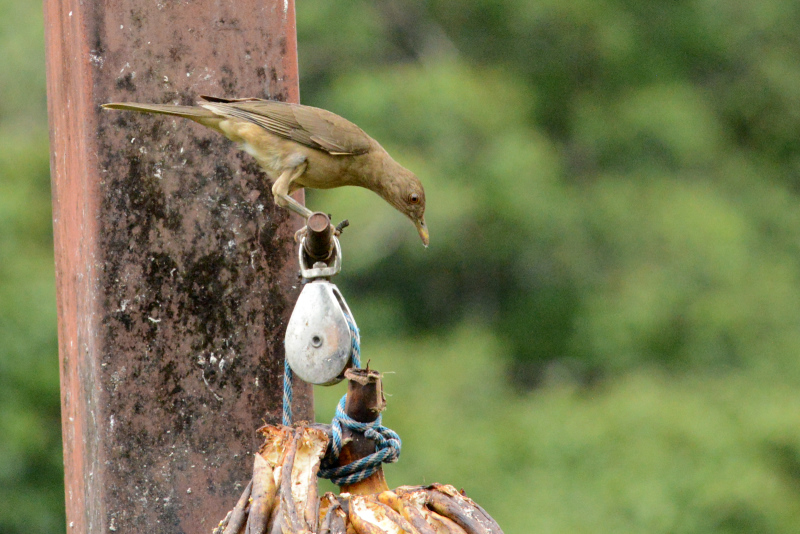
[214,425,503,534]
[320,493,347,534]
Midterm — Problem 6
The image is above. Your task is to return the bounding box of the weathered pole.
[43,1,311,532]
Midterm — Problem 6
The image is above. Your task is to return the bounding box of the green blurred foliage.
[300,0,800,384]
[299,0,800,531]
[4,0,800,532]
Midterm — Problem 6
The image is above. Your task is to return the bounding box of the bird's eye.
[408,193,420,205]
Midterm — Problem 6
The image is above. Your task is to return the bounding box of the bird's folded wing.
[198,97,372,156]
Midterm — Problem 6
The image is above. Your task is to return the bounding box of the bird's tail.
[102,102,218,121]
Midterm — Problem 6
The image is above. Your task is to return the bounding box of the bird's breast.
[219,120,294,176]
[219,118,368,190]
[298,151,364,189]
[237,141,286,173]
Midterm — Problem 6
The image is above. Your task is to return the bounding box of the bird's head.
[381,165,428,247]
[403,180,428,247]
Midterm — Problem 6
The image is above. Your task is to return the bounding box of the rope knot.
[318,395,402,486]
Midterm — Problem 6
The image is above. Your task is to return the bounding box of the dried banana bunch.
[214,425,503,534]
[213,425,329,534]
[317,485,502,534]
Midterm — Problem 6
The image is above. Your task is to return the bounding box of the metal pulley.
[285,232,355,385]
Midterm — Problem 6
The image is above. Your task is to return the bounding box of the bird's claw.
[294,226,308,243]
[295,218,347,242]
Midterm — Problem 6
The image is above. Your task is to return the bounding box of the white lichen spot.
[68,11,72,16]
[148,317,161,323]
[109,414,115,431]
[89,50,104,67]
[120,24,123,29]
[163,75,169,83]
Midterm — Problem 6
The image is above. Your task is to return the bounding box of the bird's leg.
[272,163,312,219]
[279,194,313,219]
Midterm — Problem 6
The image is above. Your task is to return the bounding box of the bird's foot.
[294,226,308,243]
[294,218,348,244]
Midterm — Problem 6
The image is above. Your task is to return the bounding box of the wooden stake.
[338,368,390,495]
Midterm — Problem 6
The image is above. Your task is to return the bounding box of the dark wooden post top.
[43,1,311,532]
[339,368,391,495]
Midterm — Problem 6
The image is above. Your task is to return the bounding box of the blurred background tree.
[4,0,800,532]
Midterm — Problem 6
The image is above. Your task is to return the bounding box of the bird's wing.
[198,97,372,155]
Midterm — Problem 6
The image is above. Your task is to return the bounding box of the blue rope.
[345,313,361,369]
[282,359,293,426]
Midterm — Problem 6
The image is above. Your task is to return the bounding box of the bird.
[102,96,429,246]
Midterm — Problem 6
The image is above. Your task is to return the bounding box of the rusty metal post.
[43,1,311,532]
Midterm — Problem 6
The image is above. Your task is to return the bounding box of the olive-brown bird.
[102,96,429,246]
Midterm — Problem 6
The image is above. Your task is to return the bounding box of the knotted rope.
[318,394,402,485]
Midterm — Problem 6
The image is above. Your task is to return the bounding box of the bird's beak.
[415,218,429,247]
